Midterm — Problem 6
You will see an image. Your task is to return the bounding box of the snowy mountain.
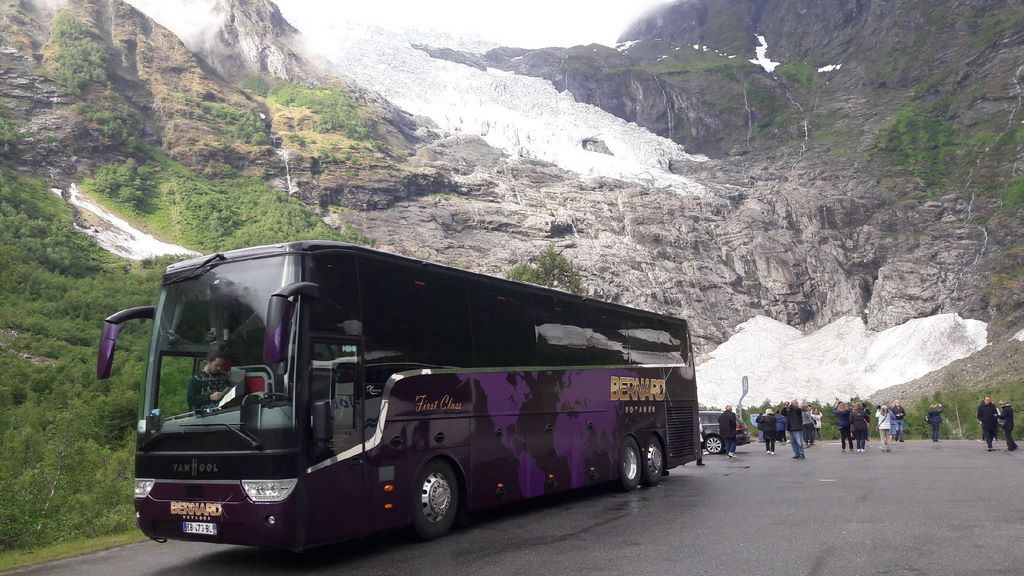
[3,0,1020,408]
[281,17,712,196]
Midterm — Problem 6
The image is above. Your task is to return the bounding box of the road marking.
[819,479,837,482]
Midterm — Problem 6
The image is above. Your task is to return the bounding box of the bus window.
[359,258,472,379]
[586,305,628,365]
[624,317,684,365]
[469,284,535,368]
[311,341,360,456]
[308,253,362,336]
[532,294,589,367]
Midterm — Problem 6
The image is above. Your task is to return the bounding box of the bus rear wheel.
[412,459,459,540]
[641,435,664,487]
[617,436,641,491]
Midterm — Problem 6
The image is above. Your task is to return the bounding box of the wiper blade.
[183,422,264,450]
[166,253,226,285]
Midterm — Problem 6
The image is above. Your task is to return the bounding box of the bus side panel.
[468,370,619,509]
[385,367,693,514]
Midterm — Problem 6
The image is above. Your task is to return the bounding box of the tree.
[0,117,20,158]
[506,247,585,295]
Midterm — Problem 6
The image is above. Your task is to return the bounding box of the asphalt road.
[9,440,1024,576]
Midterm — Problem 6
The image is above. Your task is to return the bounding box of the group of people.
[977,396,1017,451]
[749,401,821,459]
[712,395,1018,462]
[830,400,905,453]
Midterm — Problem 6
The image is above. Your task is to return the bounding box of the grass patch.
[874,97,959,189]
[268,83,372,140]
[0,531,147,573]
[776,61,818,90]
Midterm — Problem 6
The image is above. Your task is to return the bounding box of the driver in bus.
[187,351,231,411]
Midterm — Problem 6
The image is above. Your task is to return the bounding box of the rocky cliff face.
[2,0,1022,352]
[477,0,1024,340]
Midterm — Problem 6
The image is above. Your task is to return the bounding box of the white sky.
[273,0,673,48]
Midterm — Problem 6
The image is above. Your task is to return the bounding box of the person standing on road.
[718,405,739,458]
[696,424,706,466]
[998,400,1016,452]
[891,400,906,443]
[926,404,944,442]
[978,396,1000,451]
[875,404,893,452]
[783,400,805,459]
[757,409,777,455]
[851,402,869,452]
[802,405,816,446]
[833,400,853,453]
[776,410,788,444]
[811,408,823,442]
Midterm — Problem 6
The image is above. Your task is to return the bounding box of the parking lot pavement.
[13,441,1023,576]
[682,440,1024,575]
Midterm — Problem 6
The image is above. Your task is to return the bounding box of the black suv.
[699,410,752,454]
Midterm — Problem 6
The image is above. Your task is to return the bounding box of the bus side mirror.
[97,306,155,379]
[262,282,319,364]
[312,399,334,443]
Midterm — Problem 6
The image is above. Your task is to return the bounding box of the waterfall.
[272,134,299,196]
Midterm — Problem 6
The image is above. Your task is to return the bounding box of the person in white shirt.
[875,404,893,452]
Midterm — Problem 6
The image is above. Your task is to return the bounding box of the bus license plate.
[182,521,218,536]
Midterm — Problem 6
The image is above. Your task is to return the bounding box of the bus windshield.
[139,254,301,452]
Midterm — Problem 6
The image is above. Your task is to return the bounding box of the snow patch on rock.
[697,314,988,408]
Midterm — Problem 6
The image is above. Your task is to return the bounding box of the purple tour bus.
[97,241,699,550]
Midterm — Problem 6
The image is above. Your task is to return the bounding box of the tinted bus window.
[533,293,590,367]
[625,317,685,365]
[470,284,535,367]
[307,252,362,335]
[668,320,691,364]
[418,270,472,368]
[360,258,427,368]
[359,258,472,379]
[586,304,628,365]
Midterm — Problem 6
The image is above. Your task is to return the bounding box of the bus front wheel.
[412,459,459,540]
[617,436,641,491]
[640,435,664,487]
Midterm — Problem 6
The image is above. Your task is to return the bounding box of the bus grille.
[667,405,695,458]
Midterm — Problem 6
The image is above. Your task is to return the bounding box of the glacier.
[282,18,711,196]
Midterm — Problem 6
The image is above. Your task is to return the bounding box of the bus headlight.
[134,478,155,499]
[242,479,297,502]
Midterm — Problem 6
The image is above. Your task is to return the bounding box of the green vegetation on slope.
[268,83,372,140]
[0,117,20,159]
[48,11,108,96]
[0,168,164,551]
[876,97,959,190]
[82,151,370,253]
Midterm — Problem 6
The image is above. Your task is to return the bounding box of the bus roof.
[164,241,688,327]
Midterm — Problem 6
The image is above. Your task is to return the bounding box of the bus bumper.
[135,481,299,550]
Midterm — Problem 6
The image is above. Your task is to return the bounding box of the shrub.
[506,247,585,295]
[89,159,153,211]
[49,12,108,96]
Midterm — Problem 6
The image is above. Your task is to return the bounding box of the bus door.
[305,338,367,543]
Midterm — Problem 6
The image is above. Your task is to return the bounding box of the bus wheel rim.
[421,472,452,522]
[624,446,638,479]
[647,443,663,476]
